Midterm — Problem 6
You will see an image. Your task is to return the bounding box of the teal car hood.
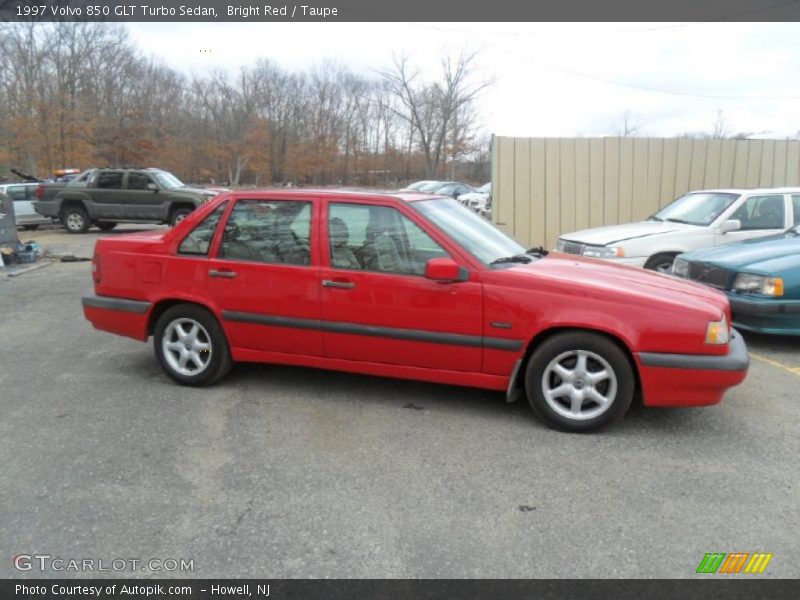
[682,233,800,273]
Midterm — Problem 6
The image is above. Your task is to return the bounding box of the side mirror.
[424,257,468,282]
[719,219,741,234]
[147,183,158,192]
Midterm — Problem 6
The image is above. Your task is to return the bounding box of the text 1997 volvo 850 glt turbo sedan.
[82,190,749,432]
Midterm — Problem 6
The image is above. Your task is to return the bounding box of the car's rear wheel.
[170,207,193,227]
[644,252,678,273]
[61,205,90,234]
[96,222,117,231]
[153,304,232,386]
[524,331,634,433]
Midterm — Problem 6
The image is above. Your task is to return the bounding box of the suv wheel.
[61,206,90,234]
[524,331,634,433]
[644,252,677,273]
[153,304,232,386]
[170,207,193,227]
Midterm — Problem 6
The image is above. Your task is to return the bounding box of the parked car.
[556,188,798,273]
[427,181,475,200]
[400,180,439,192]
[0,182,51,230]
[673,222,800,336]
[82,189,748,433]
[459,182,491,213]
[33,168,219,233]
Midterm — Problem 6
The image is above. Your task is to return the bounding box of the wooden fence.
[491,136,800,248]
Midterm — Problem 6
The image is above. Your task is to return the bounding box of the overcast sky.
[127,22,800,139]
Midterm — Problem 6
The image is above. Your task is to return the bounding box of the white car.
[556,188,800,272]
[0,182,51,230]
[459,182,491,213]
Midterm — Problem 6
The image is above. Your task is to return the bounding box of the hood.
[506,253,727,316]
[560,220,693,246]
[682,232,800,273]
[176,186,218,197]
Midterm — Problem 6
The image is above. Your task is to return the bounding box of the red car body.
[83,190,748,427]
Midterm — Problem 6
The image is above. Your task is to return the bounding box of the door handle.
[209,269,237,278]
[322,279,355,289]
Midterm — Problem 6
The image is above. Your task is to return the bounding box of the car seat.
[756,196,784,228]
[329,217,361,269]
[359,208,409,273]
[220,222,261,261]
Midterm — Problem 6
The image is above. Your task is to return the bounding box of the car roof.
[689,187,800,195]
[224,188,446,203]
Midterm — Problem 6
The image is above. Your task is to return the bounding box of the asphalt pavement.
[1,227,798,578]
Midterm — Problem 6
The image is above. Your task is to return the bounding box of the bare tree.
[380,50,491,178]
[614,109,645,137]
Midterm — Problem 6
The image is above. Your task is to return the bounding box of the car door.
[319,199,483,373]
[125,171,162,219]
[204,196,324,356]
[715,193,789,245]
[7,184,37,224]
[92,170,127,219]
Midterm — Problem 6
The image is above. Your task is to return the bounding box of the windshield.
[153,171,185,189]
[414,198,526,265]
[418,181,442,192]
[406,181,433,191]
[653,192,739,226]
[477,182,491,193]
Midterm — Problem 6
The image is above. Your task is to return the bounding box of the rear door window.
[219,200,312,266]
[96,171,124,189]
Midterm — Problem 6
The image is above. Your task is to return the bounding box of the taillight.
[35,185,44,199]
[92,253,101,283]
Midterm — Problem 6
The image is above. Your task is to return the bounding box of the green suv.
[32,168,219,233]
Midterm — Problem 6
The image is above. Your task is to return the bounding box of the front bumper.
[635,329,749,407]
[727,293,800,336]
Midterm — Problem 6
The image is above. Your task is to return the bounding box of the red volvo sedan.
[82,190,749,432]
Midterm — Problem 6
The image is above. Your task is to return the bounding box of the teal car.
[672,224,800,335]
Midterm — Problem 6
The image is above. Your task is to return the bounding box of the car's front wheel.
[153,304,232,386]
[644,252,678,273]
[525,331,634,432]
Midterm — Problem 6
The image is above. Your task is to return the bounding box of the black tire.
[524,331,634,433]
[170,207,193,227]
[96,222,117,231]
[644,252,678,274]
[21,224,40,231]
[61,205,90,234]
[153,303,233,386]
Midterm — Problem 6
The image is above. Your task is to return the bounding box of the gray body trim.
[82,294,152,315]
[221,310,523,351]
[637,329,749,372]
[729,296,800,315]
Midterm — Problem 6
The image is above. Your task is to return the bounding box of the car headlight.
[705,315,730,345]
[582,245,625,259]
[732,273,784,296]
[672,257,689,278]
